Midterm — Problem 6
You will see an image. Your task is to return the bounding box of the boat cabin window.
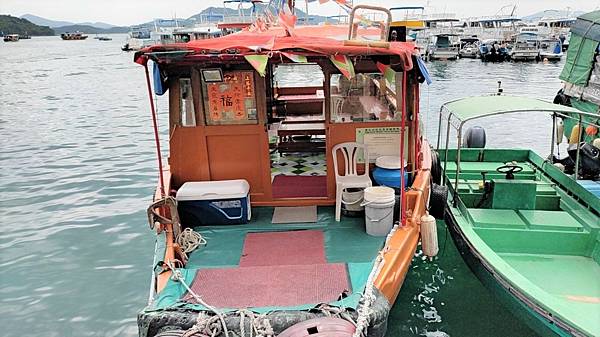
[179,78,196,127]
[330,73,400,123]
[273,63,324,88]
[201,70,258,125]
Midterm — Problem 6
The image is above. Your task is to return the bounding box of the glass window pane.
[330,73,401,123]
[180,78,196,127]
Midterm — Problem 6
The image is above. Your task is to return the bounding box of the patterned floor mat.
[271,152,326,176]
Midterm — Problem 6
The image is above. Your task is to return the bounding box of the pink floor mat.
[239,230,326,267]
[182,263,350,308]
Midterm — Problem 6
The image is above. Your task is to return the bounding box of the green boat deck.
[150,207,386,313]
[442,149,600,336]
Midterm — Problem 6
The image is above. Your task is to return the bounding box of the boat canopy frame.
[435,95,600,204]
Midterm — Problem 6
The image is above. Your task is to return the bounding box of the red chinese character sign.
[205,71,257,125]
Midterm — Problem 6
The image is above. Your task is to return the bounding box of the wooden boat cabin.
[134,7,436,337]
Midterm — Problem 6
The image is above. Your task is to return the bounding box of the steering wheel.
[496,163,523,180]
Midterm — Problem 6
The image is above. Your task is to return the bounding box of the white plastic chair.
[332,142,372,221]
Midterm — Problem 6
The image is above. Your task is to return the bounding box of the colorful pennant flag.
[278,3,297,37]
[330,54,355,79]
[244,55,269,77]
[282,52,308,63]
[376,62,396,85]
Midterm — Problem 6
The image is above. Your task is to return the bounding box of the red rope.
[400,71,407,226]
[144,64,165,197]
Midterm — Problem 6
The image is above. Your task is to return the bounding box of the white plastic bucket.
[341,188,364,212]
[361,186,396,236]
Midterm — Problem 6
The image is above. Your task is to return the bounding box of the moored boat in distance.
[131,4,439,337]
[479,39,510,62]
[3,34,19,42]
[61,31,88,40]
[427,33,460,60]
[459,36,480,58]
[510,27,540,61]
[538,36,563,61]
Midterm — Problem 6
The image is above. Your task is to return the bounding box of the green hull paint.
[441,149,600,337]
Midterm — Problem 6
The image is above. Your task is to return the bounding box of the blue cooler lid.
[176,179,250,201]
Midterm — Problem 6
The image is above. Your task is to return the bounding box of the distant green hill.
[0,15,54,36]
[53,24,129,35]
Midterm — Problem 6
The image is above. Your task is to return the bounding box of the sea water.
[0,35,563,336]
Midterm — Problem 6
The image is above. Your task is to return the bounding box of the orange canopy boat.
[133,5,443,337]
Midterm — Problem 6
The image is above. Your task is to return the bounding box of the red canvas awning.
[134,25,418,71]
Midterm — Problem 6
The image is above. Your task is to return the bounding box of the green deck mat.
[150,207,385,313]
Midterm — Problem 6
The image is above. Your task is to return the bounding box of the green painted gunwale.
[441,148,600,337]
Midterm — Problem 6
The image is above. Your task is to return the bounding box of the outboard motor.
[463,126,487,148]
[567,142,600,180]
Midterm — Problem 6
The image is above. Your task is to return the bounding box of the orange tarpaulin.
[135,26,417,71]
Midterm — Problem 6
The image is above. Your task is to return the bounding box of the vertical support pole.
[453,125,463,207]
[574,115,582,181]
[144,63,166,197]
[436,107,444,150]
[442,116,452,185]
[550,113,556,161]
[400,71,407,225]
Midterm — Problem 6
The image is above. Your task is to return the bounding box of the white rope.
[177,227,207,254]
[352,222,400,337]
[166,261,230,337]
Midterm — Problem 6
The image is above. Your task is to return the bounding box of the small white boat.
[427,33,459,60]
[510,27,540,61]
[3,34,19,42]
[459,37,480,58]
[538,37,563,61]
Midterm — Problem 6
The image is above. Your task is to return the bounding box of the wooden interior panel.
[205,129,270,201]
[169,127,210,187]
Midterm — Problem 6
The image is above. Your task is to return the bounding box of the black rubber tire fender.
[429,183,448,220]
[431,150,442,185]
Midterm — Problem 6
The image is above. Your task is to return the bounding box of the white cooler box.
[176,180,251,226]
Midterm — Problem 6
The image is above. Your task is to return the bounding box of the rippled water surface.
[0,35,564,337]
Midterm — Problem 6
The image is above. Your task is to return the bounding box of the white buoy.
[556,119,564,145]
[420,214,438,257]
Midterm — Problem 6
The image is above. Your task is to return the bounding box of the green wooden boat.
[435,95,600,337]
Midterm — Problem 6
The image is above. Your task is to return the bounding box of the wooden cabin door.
[201,71,272,202]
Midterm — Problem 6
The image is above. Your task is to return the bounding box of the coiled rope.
[176,227,207,259]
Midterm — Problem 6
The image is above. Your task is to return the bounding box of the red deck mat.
[272,175,327,198]
[239,230,326,267]
[183,263,350,308]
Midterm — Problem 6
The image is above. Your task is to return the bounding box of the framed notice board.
[356,127,405,163]
[203,70,258,125]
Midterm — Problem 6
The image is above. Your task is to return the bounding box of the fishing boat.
[122,26,152,51]
[132,4,441,337]
[435,95,600,337]
[510,27,541,61]
[60,31,88,40]
[479,39,510,62]
[459,36,480,58]
[3,34,19,42]
[427,33,460,60]
[538,36,563,61]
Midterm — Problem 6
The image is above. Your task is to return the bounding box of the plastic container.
[362,186,396,236]
[373,156,409,188]
[342,188,364,212]
[176,179,251,226]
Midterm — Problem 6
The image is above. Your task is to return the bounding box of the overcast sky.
[2,0,599,26]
